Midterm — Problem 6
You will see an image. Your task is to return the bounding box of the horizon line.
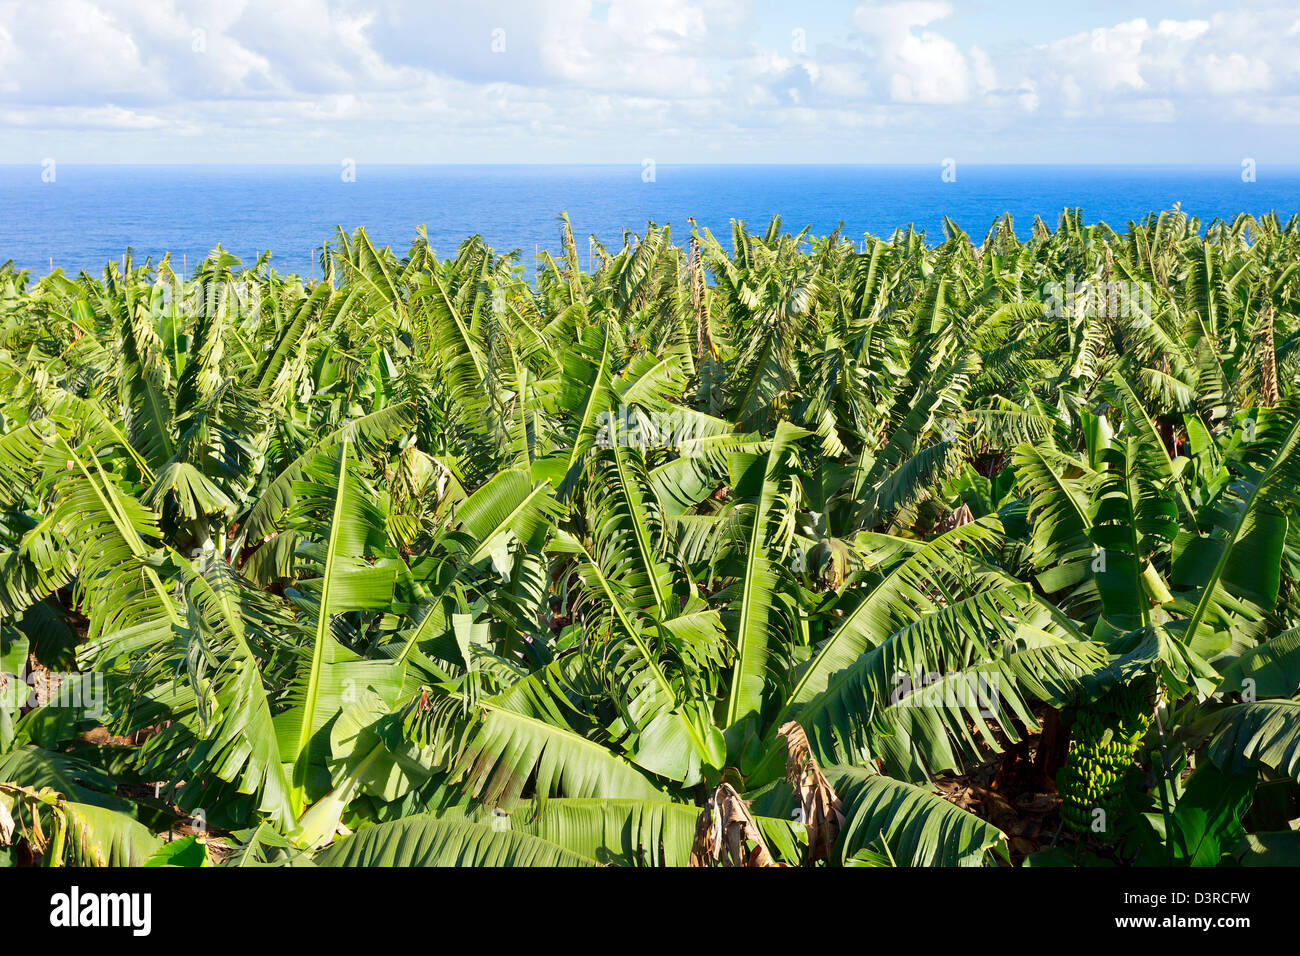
[3,161,1298,169]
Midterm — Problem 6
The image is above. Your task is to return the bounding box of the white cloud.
[1021,8,1300,129]
[851,2,992,104]
[1016,79,1039,113]
[0,0,1298,162]
[0,103,167,129]
[1048,18,1151,93]
[1201,53,1272,94]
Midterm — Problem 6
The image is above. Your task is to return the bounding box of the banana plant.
[0,210,1297,868]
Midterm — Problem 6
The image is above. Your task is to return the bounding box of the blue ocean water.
[1,164,1297,278]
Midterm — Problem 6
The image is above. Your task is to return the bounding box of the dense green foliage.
[1,207,1299,867]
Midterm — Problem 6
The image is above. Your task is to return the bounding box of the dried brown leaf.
[690,783,778,867]
[778,721,844,864]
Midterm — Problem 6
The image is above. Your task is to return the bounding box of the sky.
[0,0,1297,164]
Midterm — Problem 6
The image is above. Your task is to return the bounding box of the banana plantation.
[1,208,1298,868]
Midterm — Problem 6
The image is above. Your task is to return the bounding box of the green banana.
[1056,679,1154,837]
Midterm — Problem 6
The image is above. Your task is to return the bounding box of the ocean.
[1,163,1297,278]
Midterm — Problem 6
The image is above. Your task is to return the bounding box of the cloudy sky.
[0,0,1297,164]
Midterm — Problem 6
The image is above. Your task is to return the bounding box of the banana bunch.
[1056,681,1154,836]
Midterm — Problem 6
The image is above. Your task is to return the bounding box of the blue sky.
[0,0,1296,164]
